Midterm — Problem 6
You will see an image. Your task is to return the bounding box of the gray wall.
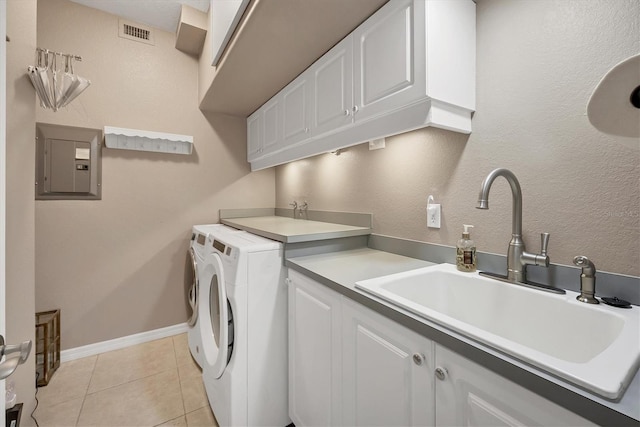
[35,0,275,350]
[276,0,640,277]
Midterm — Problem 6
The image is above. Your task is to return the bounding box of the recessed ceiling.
[68,0,210,33]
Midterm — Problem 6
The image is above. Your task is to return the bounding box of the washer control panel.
[211,237,236,260]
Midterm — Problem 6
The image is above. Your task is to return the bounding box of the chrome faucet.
[573,256,599,304]
[476,168,550,283]
[289,201,298,218]
[299,201,308,219]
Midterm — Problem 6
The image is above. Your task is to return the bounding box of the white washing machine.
[187,224,241,368]
[199,229,290,427]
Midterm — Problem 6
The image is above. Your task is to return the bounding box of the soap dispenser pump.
[456,224,476,272]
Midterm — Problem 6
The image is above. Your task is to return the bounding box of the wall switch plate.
[427,204,441,228]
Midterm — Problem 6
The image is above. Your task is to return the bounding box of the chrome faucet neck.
[477,168,523,237]
[477,168,550,284]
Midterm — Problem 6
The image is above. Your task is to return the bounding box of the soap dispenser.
[456,225,476,272]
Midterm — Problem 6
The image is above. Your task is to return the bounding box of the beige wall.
[276,0,640,277]
[35,0,274,350]
[6,0,37,420]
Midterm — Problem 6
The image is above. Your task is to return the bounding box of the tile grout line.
[172,335,189,423]
[38,336,194,427]
[153,335,187,427]
[84,366,180,397]
[82,337,181,396]
[75,354,99,426]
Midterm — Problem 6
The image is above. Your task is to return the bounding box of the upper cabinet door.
[262,96,281,153]
[282,74,312,147]
[246,111,263,162]
[311,36,354,136]
[353,0,426,123]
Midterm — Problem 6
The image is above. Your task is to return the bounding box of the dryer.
[187,224,240,368]
[199,230,290,427]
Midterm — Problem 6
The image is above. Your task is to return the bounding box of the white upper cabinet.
[311,36,354,136]
[210,0,250,66]
[353,0,425,122]
[248,0,476,170]
[247,95,282,162]
[246,111,262,162]
[262,96,280,153]
[282,74,313,147]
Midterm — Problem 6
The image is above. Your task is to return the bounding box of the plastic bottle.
[456,224,476,272]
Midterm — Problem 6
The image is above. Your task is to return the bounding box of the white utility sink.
[355,263,640,399]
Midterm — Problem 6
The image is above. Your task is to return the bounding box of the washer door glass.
[199,252,229,379]
[187,247,199,327]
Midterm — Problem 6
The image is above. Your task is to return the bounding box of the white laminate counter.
[221,215,371,243]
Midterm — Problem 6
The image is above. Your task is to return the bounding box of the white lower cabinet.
[435,346,596,427]
[288,271,594,426]
[342,298,435,427]
[288,271,342,427]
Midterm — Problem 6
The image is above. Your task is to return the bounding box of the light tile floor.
[33,334,218,427]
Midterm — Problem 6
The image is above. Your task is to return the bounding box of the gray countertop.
[221,216,371,243]
[286,248,640,426]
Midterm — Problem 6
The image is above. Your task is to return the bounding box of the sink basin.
[355,263,640,399]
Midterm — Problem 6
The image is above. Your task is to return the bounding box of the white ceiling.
[68,0,210,33]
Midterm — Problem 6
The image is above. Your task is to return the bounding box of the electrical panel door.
[36,123,102,200]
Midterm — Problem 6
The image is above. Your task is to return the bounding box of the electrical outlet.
[427,204,441,228]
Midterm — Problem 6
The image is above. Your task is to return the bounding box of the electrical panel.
[35,123,102,200]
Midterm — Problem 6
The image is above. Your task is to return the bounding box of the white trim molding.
[61,323,190,362]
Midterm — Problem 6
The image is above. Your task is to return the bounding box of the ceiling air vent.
[118,19,155,45]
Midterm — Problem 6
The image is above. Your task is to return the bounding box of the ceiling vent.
[118,19,155,45]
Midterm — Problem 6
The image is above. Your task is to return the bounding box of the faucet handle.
[289,201,298,209]
[540,233,550,256]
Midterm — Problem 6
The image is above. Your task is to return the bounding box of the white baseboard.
[60,323,190,363]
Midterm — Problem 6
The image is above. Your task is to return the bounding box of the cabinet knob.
[343,109,351,116]
[352,105,359,114]
[435,366,448,381]
[412,353,424,365]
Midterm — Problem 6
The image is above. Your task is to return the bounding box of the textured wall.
[35,0,275,350]
[6,0,37,420]
[276,0,640,277]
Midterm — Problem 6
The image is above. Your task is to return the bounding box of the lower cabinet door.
[342,298,435,427]
[435,346,596,427]
[288,271,342,426]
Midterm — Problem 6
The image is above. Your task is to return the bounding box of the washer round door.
[199,252,230,379]
[187,247,199,327]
